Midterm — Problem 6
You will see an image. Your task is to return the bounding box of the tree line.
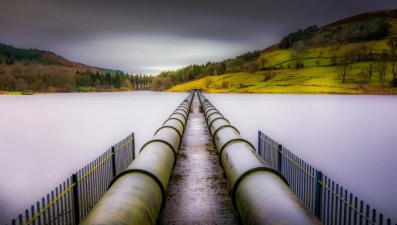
[279,18,390,49]
[334,37,397,87]
[0,43,58,66]
[154,50,261,89]
[0,62,154,92]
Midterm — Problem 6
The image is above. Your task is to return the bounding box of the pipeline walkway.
[160,93,238,224]
[80,90,321,225]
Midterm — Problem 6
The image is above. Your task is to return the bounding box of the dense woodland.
[279,18,390,49]
[0,44,153,92]
[0,63,153,92]
[154,50,261,89]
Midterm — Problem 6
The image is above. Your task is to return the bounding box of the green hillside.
[167,9,397,94]
[0,44,152,94]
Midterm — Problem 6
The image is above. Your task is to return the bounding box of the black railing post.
[111,146,117,178]
[72,174,80,224]
[277,144,283,173]
[132,133,135,160]
[314,170,323,220]
[257,131,261,155]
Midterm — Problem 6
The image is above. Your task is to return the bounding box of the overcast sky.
[0,0,396,74]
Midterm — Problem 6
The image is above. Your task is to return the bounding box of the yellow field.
[168,30,397,95]
[168,65,397,94]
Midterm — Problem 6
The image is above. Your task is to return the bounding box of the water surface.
[0,91,187,223]
[207,93,397,221]
[0,92,396,223]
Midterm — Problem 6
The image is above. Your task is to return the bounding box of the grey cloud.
[0,0,395,73]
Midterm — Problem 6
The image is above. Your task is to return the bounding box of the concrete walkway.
[160,93,238,225]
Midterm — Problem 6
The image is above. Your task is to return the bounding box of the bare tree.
[205,63,214,76]
[258,56,267,69]
[387,38,397,79]
[376,60,388,87]
[16,78,29,91]
[368,43,375,60]
[365,62,375,83]
[330,54,337,66]
[245,61,259,73]
[335,50,355,83]
[162,77,173,90]
[292,40,306,53]
[150,76,162,91]
[226,58,244,72]
[204,77,213,88]
[221,80,229,88]
[315,59,320,66]
[122,79,132,89]
[295,59,304,69]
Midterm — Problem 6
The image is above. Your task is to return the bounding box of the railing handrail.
[258,130,395,225]
[8,133,135,225]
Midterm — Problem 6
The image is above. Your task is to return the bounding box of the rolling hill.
[0,43,135,94]
[167,9,397,94]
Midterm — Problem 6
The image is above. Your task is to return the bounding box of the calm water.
[0,92,396,223]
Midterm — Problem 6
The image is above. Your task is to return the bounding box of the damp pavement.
[160,93,238,225]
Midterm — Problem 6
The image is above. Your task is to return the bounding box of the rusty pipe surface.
[196,91,322,225]
[80,91,195,225]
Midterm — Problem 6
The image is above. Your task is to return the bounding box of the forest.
[0,44,153,92]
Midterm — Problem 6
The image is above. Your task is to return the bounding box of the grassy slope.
[0,45,125,94]
[168,66,396,94]
[168,11,397,94]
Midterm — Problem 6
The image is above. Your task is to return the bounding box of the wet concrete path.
[160,93,238,225]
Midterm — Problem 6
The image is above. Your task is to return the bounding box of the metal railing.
[7,133,135,225]
[258,131,395,225]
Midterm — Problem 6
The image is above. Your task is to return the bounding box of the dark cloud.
[0,0,396,73]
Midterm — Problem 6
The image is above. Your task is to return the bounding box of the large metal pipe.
[196,91,322,225]
[80,91,195,225]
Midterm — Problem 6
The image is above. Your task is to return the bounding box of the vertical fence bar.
[30,205,35,225]
[344,189,348,224]
[354,197,358,225]
[314,170,323,220]
[88,162,93,211]
[277,144,282,173]
[78,169,84,218]
[42,198,46,225]
[338,186,343,225]
[359,201,364,225]
[257,131,261,155]
[55,188,60,225]
[46,195,50,225]
[324,176,329,224]
[372,209,377,224]
[330,181,335,225]
[59,184,64,225]
[365,204,370,225]
[51,191,56,225]
[111,146,116,178]
[66,179,72,224]
[72,174,80,224]
[132,133,135,160]
[63,182,68,225]
[25,210,29,225]
[348,193,353,225]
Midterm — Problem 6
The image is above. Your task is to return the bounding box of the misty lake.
[0,92,396,223]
